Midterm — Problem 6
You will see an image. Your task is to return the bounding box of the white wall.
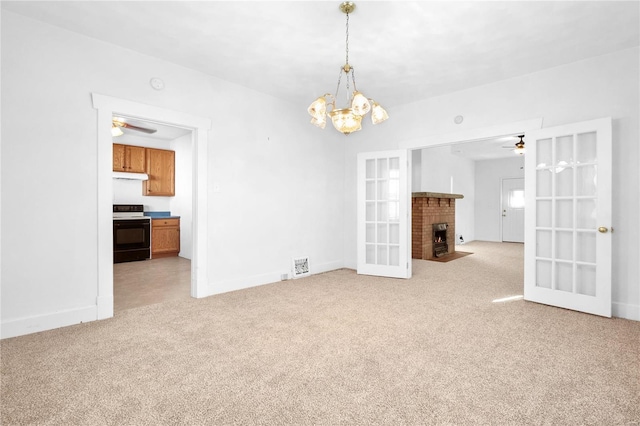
[0,12,345,337]
[474,157,525,242]
[343,47,640,320]
[413,146,476,243]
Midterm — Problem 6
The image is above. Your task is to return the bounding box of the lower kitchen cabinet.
[151,218,180,258]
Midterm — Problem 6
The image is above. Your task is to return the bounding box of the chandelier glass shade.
[307,2,388,135]
[513,145,526,155]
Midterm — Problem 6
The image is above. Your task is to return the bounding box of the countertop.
[145,211,180,219]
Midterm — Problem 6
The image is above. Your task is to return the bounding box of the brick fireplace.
[412,192,464,260]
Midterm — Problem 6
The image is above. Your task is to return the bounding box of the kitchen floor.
[114,257,191,313]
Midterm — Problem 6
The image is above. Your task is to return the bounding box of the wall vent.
[292,256,310,279]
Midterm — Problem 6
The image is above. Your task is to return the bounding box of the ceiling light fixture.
[307,2,388,135]
[513,135,526,155]
[111,124,124,137]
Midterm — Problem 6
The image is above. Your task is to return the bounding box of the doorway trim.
[400,118,543,151]
[92,93,211,320]
[406,118,542,248]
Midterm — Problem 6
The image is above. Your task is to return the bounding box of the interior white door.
[357,150,411,279]
[502,178,525,243]
[524,117,612,317]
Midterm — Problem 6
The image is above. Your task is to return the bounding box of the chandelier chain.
[344,11,351,103]
[352,67,358,92]
[335,67,343,101]
[345,11,350,66]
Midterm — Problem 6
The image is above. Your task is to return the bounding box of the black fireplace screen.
[433,223,448,257]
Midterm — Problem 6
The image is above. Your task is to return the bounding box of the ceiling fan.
[502,135,526,155]
[112,118,157,137]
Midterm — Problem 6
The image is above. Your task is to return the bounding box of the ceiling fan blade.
[121,123,157,134]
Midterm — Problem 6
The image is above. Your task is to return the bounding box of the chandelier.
[307,2,388,135]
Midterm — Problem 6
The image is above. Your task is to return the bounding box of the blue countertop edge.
[145,211,179,218]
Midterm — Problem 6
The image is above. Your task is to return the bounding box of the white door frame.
[92,93,211,320]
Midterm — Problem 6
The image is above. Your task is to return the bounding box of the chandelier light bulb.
[329,108,362,135]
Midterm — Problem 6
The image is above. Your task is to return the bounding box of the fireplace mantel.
[412,192,464,199]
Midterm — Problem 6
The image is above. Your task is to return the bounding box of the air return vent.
[292,256,310,279]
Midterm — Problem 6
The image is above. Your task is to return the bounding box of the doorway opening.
[411,133,527,247]
[93,93,211,320]
[111,115,194,313]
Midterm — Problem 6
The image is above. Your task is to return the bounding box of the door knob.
[598,227,609,233]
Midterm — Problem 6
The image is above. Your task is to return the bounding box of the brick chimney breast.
[411,192,464,260]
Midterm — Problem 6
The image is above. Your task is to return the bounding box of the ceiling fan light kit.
[111,124,124,137]
[513,135,526,155]
[502,135,526,155]
[111,118,158,137]
[307,2,388,135]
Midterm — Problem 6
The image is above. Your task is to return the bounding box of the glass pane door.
[524,118,611,317]
[358,150,410,278]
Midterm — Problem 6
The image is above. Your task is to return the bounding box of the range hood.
[113,171,149,180]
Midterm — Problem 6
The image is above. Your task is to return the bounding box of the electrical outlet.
[281,273,288,281]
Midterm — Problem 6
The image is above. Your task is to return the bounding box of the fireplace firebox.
[433,223,448,258]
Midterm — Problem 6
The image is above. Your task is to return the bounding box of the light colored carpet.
[2,242,639,425]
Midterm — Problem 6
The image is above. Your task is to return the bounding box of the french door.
[524,117,612,317]
[357,150,411,279]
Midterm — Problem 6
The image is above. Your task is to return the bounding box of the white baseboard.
[1,305,97,339]
[312,260,344,274]
[206,260,344,297]
[612,301,640,321]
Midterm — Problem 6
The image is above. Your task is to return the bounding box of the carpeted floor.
[2,241,639,425]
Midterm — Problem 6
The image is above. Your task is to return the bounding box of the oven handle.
[113,222,151,228]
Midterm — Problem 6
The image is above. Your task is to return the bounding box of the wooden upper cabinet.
[113,144,126,171]
[112,144,146,173]
[144,148,175,196]
[126,146,147,173]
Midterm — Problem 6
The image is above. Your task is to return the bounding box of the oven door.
[113,219,151,263]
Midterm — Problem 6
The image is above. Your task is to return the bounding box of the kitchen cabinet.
[112,144,146,173]
[144,148,175,196]
[152,218,180,258]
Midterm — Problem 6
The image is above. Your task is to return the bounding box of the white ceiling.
[4,1,639,154]
[448,134,525,160]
